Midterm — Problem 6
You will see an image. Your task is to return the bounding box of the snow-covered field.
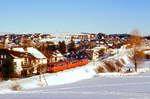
[0,65,150,99]
[0,48,150,99]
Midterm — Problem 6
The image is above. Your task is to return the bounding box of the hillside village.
[0,32,150,80]
[1,0,150,98]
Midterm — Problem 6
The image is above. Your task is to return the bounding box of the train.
[47,59,89,72]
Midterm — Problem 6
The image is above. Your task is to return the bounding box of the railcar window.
[58,63,65,67]
[48,65,54,67]
[72,61,78,64]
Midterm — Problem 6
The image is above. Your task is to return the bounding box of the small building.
[86,46,107,61]
[0,49,36,77]
[50,50,65,62]
[9,50,36,76]
[12,47,47,73]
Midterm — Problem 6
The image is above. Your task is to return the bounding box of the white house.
[86,46,107,61]
[0,49,36,76]
[9,50,36,76]
[12,47,47,64]
[12,47,47,73]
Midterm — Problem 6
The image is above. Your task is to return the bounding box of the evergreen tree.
[70,39,75,48]
[68,39,75,52]
[47,45,57,51]
[58,41,66,54]
[2,57,15,80]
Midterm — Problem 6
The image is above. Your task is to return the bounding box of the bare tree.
[128,30,145,72]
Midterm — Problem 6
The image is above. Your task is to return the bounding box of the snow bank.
[0,61,100,94]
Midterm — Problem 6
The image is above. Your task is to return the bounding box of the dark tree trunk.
[134,57,137,72]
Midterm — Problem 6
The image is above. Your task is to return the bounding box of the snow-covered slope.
[0,61,100,94]
[0,61,150,99]
[0,47,150,99]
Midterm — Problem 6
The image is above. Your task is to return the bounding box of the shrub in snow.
[96,66,105,73]
[11,84,22,91]
[104,61,117,72]
[120,58,125,64]
[115,59,124,68]
[96,57,128,73]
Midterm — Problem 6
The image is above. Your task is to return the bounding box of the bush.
[98,48,106,57]
[115,59,124,68]
[96,66,105,73]
[120,58,125,64]
[11,84,22,91]
[104,61,117,72]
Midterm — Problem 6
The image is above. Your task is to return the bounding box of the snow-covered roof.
[144,50,150,55]
[90,46,106,51]
[47,32,86,37]
[12,47,46,59]
[39,37,80,44]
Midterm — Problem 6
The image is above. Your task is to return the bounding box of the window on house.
[1,55,3,59]
[21,61,24,66]
[4,55,6,59]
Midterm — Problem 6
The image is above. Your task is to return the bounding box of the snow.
[27,47,46,59]
[39,37,81,44]
[1,65,150,99]
[0,61,98,90]
[1,46,150,99]
[39,32,84,44]
[12,47,46,59]
[40,37,70,44]
[144,50,150,55]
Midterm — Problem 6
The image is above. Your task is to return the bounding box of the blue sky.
[0,0,149,35]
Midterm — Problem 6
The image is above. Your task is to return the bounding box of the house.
[86,46,107,61]
[50,50,65,62]
[0,49,36,77]
[12,47,47,73]
[9,50,36,76]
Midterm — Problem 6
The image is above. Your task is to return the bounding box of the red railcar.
[47,59,89,72]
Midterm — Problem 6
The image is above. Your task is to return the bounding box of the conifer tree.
[68,39,75,52]
[58,41,66,54]
[2,57,15,80]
